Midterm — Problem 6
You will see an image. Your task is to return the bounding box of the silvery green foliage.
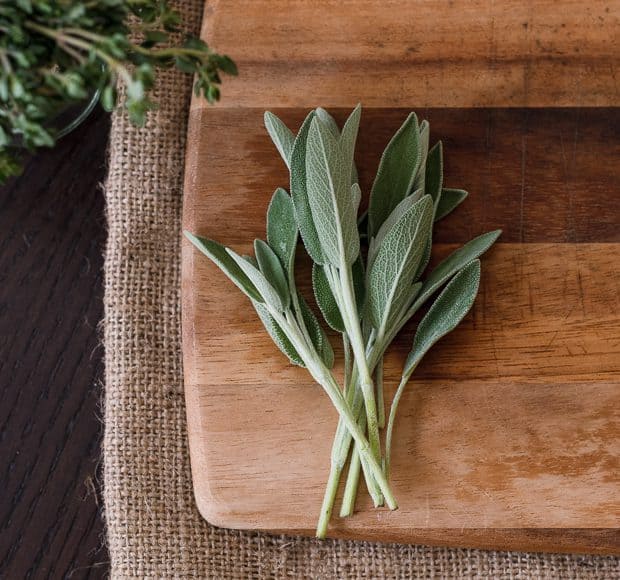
[305,112,361,267]
[367,190,422,272]
[404,260,481,378]
[264,112,295,169]
[253,301,305,367]
[316,107,359,185]
[227,249,284,311]
[266,188,298,273]
[435,188,468,222]
[414,230,501,309]
[368,113,422,238]
[366,195,433,335]
[298,294,335,368]
[290,111,325,265]
[424,141,443,210]
[254,239,290,309]
[413,119,430,192]
[312,258,365,333]
[186,106,502,534]
[183,232,262,302]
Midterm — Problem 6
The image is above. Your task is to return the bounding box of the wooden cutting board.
[181,1,620,554]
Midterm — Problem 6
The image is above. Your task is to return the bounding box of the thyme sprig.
[0,0,236,181]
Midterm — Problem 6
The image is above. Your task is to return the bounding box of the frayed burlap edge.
[102,2,619,577]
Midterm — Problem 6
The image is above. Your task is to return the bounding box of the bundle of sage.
[185,105,500,537]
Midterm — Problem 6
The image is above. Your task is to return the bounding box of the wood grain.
[0,110,109,579]
[182,106,620,552]
[201,0,619,108]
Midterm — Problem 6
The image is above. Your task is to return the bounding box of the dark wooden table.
[0,109,110,579]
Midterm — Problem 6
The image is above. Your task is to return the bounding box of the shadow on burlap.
[102,2,619,577]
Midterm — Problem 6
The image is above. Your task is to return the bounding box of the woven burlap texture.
[103,2,618,578]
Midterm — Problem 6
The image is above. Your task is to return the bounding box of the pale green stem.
[340,445,361,516]
[268,308,396,541]
[385,370,416,479]
[335,265,382,467]
[343,333,352,395]
[376,356,385,429]
[316,462,343,538]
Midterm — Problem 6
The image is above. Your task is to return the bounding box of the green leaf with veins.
[264,112,294,168]
[366,195,433,336]
[290,111,325,264]
[435,188,468,221]
[266,187,298,273]
[305,115,360,267]
[368,112,421,238]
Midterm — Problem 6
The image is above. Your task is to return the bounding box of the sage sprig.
[186,105,500,538]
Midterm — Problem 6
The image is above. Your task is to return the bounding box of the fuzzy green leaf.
[367,195,433,335]
[316,107,340,137]
[367,189,423,272]
[312,263,345,332]
[305,115,360,267]
[312,257,365,333]
[226,248,283,311]
[339,104,361,181]
[368,113,421,238]
[266,188,298,273]
[425,141,443,210]
[253,302,305,367]
[184,232,262,302]
[415,230,501,308]
[290,111,325,264]
[264,111,295,169]
[254,239,290,308]
[403,260,481,378]
[413,119,430,191]
[298,295,335,368]
[435,188,468,222]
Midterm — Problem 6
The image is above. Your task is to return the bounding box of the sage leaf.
[412,119,429,192]
[264,111,294,168]
[424,141,443,210]
[184,231,262,302]
[313,257,365,333]
[312,262,345,332]
[317,106,359,184]
[367,189,423,272]
[367,195,433,336]
[339,104,361,181]
[226,248,284,311]
[299,294,335,368]
[254,239,290,308]
[414,229,501,309]
[403,259,481,378]
[414,238,432,282]
[291,111,325,264]
[266,187,298,273]
[306,115,360,267]
[413,143,442,281]
[253,301,305,367]
[435,188,468,222]
[316,107,340,137]
[368,112,421,238]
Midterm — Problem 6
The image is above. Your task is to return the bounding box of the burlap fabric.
[103,2,619,577]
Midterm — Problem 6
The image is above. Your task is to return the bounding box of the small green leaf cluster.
[0,0,237,181]
[186,105,500,537]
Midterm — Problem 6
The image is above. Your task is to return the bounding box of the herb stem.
[376,356,385,428]
[337,264,382,470]
[385,371,416,478]
[268,307,397,522]
[340,443,362,516]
